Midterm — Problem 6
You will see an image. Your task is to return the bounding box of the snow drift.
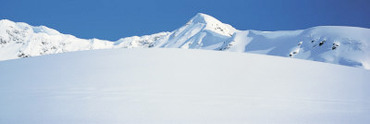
[0,48,369,123]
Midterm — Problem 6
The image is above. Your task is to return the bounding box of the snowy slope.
[1,13,370,69]
[0,48,369,123]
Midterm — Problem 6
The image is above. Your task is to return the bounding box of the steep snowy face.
[155,13,236,49]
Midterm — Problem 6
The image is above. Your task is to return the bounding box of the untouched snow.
[0,48,369,124]
[1,13,370,69]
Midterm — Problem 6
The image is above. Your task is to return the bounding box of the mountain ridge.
[1,13,369,69]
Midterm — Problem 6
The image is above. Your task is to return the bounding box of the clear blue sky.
[1,0,369,41]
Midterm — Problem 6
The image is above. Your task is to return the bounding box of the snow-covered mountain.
[0,19,169,60]
[1,13,370,69]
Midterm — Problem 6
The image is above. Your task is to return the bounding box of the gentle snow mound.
[0,48,369,123]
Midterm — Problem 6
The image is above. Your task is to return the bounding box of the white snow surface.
[1,13,370,69]
[0,48,369,124]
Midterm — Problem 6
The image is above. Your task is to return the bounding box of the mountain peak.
[187,13,224,25]
[0,19,13,23]
[182,13,237,37]
[0,19,16,27]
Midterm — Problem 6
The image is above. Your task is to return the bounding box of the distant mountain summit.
[1,13,370,69]
[153,13,236,49]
